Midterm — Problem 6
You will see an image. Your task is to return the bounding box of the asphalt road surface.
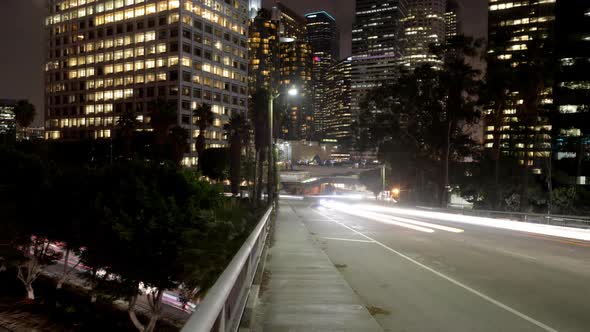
[285,198,590,332]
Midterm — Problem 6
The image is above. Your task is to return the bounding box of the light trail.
[346,203,590,242]
[321,200,464,233]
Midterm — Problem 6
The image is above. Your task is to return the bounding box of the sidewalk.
[251,200,383,332]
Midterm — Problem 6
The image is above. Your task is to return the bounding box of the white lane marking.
[496,249,537,261]
[322,237,375,243]
[314,210,559,332]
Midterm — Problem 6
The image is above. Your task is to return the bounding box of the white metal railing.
[181,205,274,332]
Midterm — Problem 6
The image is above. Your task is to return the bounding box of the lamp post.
[268,87,298,204]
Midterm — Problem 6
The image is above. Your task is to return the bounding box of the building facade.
[444,0,459,40]
[485,0,556,174]
[0,99,17,135]
[350,0,407,145]
[44,0,250,166]
[553,1,590,185]
[248,7,280,94]
[325,58,352,144]
[305,11,339,140]
[276,4,313,140]
[402,0,447,70]
[352,0,407,58]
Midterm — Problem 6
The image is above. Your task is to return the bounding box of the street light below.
[288,87,299,96]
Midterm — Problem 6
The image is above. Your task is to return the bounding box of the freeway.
[286,198,590,332]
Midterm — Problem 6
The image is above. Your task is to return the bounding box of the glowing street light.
[288,87,299,96]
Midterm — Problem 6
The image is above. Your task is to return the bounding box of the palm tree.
[250,89,270,205]
[224,113,246,196]
[193,104,214,170]
[148,98,177,160]
[116,109,141,159]
[13,100,36,139]
[480,60,512,209]
[168,126,189,167]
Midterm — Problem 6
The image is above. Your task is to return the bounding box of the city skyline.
[0,0,487,126]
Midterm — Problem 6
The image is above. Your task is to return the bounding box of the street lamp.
[268,86,299,203]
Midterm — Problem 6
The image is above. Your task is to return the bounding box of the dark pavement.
[281,198,590,332]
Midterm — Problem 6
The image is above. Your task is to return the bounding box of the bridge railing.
[424,205,590,229]
[181,205,274,332]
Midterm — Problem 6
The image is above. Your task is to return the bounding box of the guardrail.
[181,205,274,332]
[424,205,590,229]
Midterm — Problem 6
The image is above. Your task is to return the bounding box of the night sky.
[0,0,487,125]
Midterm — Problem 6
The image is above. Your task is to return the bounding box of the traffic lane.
[335,203,590,275]
[292,201,590,332]
[291,205,548,331]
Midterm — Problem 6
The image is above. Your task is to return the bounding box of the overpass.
[182,197,590,332]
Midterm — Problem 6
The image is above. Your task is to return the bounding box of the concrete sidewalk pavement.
[251,200,383,332]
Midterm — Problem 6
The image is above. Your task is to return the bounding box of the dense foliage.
[0,144,263,331]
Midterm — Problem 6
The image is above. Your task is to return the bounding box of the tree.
[479,58,513,209]
[0,148,59,300]
[13,100,36,139]
[168,126,189,167]
[250,89,270,205]
[200,148,230,181]
[224,113,246,196]
[431,35,483,206]
[359,168,389,198]
[512,38,555,212]
[116,109,141,159]
[148,98,177,158]
[194,104,214,170]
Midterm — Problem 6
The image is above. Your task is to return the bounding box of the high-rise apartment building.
[248,8,280,94]
[325,58,352,144]
[305,11,339,140]
[276,4,312,140]
[485,0,556,173]
[553,1,590,185]
[402,0,447,70]
[44,0,250,166]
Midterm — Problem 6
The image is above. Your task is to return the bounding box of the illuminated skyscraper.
[248,8,280,93]
[0,99,17,136]
[305,11,339,140]
[553,1,590,184]
[276,3,313,140]
[402,0,447,70]
[350,0,407,145]
[325,59,352,144]
[444,0,459,40]
[44,0,250,166]
[485,0,556,173]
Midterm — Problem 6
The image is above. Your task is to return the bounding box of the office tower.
[553,1,590,185]
[352,0,407,57]
[485,0,556,173]
[445,0,459,40]
[248,8,280,94]
[325,59,352,144]
[0,99,17,135]
[305,11,339,140]
[276,3,313,141]
[402,0,447,70]
[350,0,407,145]
[44,0,250,166]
